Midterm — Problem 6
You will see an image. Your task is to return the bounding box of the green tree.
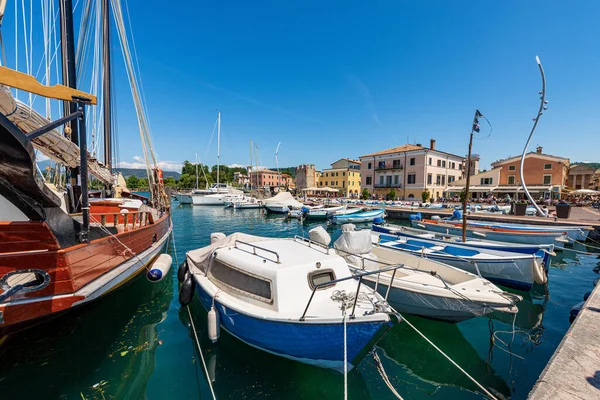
[164,176,176,187]
[386,189,396,200]
[361,188,370,200]
[126,175,139,189]
[138,178,149,188]
[459,189,467,203]
[421,190,430,203]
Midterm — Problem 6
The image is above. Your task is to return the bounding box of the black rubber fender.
[177,260,189,283]
[179,272,195,307]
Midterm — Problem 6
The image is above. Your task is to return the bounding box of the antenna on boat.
[275,141,281,190]
[519,56,547,217]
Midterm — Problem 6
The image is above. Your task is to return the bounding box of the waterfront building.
[233,171,249,188]
[359,139,464,200]
[249,169,290,189]
[567,164,600,190]
[447,146,569,200]
[295,164,319,190]
[318,158,361,197]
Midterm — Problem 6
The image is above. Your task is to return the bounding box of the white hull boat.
[184,232,400,371]
[454,220,592,242]
[175,193,192,204]
[329,228,521,322]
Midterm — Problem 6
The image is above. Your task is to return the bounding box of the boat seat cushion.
[441,246,479,257]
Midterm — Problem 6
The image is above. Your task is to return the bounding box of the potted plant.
[514,200,528,216]
[421,190,430,203]
[555,200,572,219]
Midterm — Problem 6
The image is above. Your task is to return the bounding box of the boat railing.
[234,240,281,264]
[90,210,152,232]
[293,235,331,255]
[299,265,405,322]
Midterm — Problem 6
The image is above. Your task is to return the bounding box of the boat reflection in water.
[0,272,172,399]
[361,316,512,399]
[179,298,373,398]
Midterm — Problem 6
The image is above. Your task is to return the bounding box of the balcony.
[374,183,402,189]
[375,165,403,172]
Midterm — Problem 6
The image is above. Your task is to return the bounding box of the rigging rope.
[186,306,217,400]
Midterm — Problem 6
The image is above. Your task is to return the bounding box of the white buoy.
[208,306,220,343]
[147,254,172,282]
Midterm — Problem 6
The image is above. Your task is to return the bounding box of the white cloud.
[133,155,143,162]
[227,164,268,171]
[116,159,183,172]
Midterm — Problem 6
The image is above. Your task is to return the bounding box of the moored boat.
[328,228,521,322]
[372,232,548,291]
[183,233,400,371]
[331,209,385,224]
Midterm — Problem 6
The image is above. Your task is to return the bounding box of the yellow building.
[318,158,361,197]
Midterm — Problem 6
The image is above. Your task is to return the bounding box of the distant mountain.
[114,168,181,179]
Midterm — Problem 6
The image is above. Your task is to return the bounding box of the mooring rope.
[186,306,217,400]
[400,315,498,400]
[343,309,348,400]
[371,348,404,399]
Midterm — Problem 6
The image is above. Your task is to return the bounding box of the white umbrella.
[572,189,600,195]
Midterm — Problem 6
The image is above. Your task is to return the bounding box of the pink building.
[359,139,465,200]
[249,169,292,188]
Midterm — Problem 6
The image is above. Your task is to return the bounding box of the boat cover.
[263,192,303,208]
[333,228,375,266]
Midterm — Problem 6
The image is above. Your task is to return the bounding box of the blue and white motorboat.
[372,231,548,291]
[451,220,592,242]
[185,233,399,371]
[373,223,555,262]
[331,209,385,225]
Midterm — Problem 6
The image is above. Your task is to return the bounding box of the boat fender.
[177,260,189,283]
[584,291,592,301]
[308,226,331,246]
[178,272,195,307]
[431,215,441,221]
[570,301,584,319]
[208,305,220,343]
[210,232,226,244]
[452,210,463,220]
[409,212,422,222]
[532,258,547,285]
[207,352,217,383]
[373,217,384,225]
[416,223,426,229]
[147,254,173,282]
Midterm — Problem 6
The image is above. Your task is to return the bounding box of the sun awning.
[444,186,497,192]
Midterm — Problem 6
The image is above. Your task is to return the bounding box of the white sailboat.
[192,112,244,206]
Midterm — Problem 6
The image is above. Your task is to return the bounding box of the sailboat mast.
[59,0,78,146]
[249,139,253,190]
[195,153,199,190]
[102,0,112,171]
[217,111,221,186]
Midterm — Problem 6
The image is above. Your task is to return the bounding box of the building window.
[366,177,372,185]
[336,181,339,186]
[508,165,516,171]
[441,175,446,185]
[508,175,515,185]
[458,163,463,170]
[393,160,401,168]
[427,174,432,184]
[407,174,416,184]
[342,181,345,187]
[335,172,338,176]
[325,181,328,186]
[429,157,432,165]
[544,163,552,170]
[410,158,415,166]
[394,175,399,184]
[379,176,384,185]
[480,177,493,185]
[436,175,441,185]
[543,174,552,185]
[442,161,446,168]
[437,159,441,167]
[367,162,372,170]
[342,171,346,176]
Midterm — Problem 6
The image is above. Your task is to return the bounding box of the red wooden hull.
[0,209,171,335]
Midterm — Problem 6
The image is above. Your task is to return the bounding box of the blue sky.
[4,1,600,171]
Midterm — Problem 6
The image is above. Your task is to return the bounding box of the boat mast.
[195,153,199,190]
[217,111,220,186]
[462,110,482,242]
[249,139,253,190]
[59,0,82,213]
[102,0,112,171]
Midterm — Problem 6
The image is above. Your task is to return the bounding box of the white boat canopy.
[263,191,304,208]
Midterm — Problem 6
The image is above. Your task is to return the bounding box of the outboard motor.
[409,212,422,222]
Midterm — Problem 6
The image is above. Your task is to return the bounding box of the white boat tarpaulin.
[263,191,303,208]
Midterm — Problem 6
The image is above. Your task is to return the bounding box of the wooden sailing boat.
[0,0,171,338]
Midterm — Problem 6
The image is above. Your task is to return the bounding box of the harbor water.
[0,205,598,399]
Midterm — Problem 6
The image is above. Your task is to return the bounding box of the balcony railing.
[374,183,402,188]
[375,165,403,172]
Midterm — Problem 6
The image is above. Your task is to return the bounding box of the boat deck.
[528,281,600,399]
